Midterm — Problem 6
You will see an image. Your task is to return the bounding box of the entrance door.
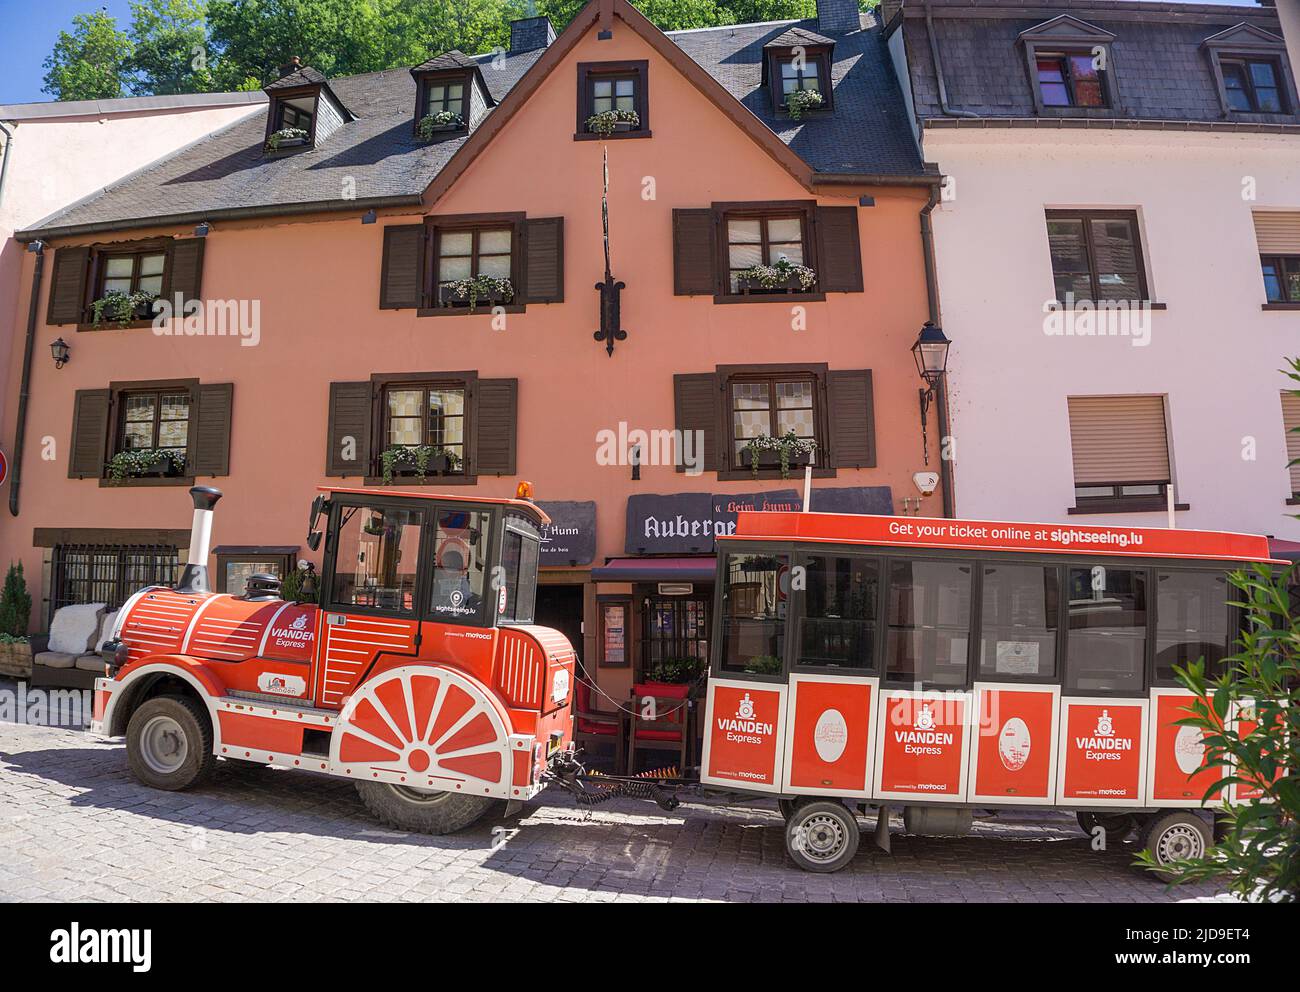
[700,551,790,793]
[535,584,585,668]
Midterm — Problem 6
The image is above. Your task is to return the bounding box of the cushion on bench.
[48,604,106,655]
[34,651,79,670]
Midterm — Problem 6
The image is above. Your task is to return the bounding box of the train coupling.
[543,749,683,812]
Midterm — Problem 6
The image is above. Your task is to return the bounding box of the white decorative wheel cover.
[331,666,511,791]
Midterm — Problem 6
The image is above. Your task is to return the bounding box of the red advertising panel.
[784,676,874,795]
[970,685,1057,804]
[702,680,784,792]
[1058,699,1147,805]
[1148,689,1226,805]
[1231,699,1286,803]
[873,690,969,800]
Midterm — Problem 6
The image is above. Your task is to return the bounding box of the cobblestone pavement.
[0,682,1227,903]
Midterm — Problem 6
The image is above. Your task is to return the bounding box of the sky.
[0,0,1267,106]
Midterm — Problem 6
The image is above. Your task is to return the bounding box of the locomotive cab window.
[497,516,540,625]
[719,551,789,676]
[429,507,491,626]
[327,503,424,615]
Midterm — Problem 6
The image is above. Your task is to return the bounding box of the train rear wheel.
[785,800,860,873]
[356,781,496,835]
[1076,811,1136,844]
[1139,811,1211,881]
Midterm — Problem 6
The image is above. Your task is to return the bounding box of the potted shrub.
[265,126,308,152]
[439,275,514,313]
[645,657,705,685]
[736,256,817,295]
[743,430,817,479]
[90,290,159,327]
[380,444,462,484]
[106,447,187,482]
[585,109,640,136]
[0,562,32,678]
[785,89,824,121]
[417,111,465,140]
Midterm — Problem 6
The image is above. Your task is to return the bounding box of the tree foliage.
[0,563,33,638]
[42,11,135,101]
[43,0,830,99]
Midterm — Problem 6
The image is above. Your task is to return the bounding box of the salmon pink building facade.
[1,0,944,717]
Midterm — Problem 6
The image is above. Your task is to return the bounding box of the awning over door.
[1267,538,1300,562]
[590,557,717,582]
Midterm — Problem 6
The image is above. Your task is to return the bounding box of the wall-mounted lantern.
[50,337,70,369]
[911,321,950,465]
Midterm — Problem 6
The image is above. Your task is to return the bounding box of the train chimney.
[176,485,223,594]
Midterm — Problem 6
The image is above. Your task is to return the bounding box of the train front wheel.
[355,781,497,835]
[784,800,860,873]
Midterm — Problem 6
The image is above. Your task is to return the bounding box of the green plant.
[645,657,704,684]
[584,109,640,136]
[442,275,514,313]
[744,654,783,676]
[91,289,159,327]
[785,88,824,121]
[743,429,817,478]
[736,256,817,293]
[1132,561,1298,902]
[0,633,30,645]
[106,447,186,481]
[0,563,32,638]
[265,125,308,151]
[278,565,318,604]
[380,444,462,485]
[416,111,465,140]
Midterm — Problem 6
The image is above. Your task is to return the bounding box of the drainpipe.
[0,121,14,210]
[919,182,955,519]
[9,240,45,517]
[926,4,980,120]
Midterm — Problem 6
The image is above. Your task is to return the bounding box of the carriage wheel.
[785,800,860,873]
[1139,811,1211,881]
[1076,811,1136,844]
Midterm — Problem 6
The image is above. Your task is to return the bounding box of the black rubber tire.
[777,796,816,821]
[1138,811,1212,882]
[1076,811,1136,843]
[356,781,496,834]
[785,800,860,873]
[125,694,215,791]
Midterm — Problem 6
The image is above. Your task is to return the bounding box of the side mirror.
[306,530,322,552]
[306,495,331,551]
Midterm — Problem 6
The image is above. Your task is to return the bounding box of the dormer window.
[410,51,494,141]
[1019,15,1118,115]
[1036,53,1106,108]
[762,27,834,120]
[1202,23,1296,118]
[262,60,352,154]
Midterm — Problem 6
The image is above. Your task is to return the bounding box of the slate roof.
[410,50,481,74]
[22,11,926,239]
[265,65,328,91]
[893,0,1300,126]
[764,26,836,49]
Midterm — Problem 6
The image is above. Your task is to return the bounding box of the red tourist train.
[91,486,1280,872]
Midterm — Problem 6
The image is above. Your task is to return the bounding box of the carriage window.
[979,564,1060,679]
[720,553,789,675]
[330,505,423,614]
[796,554,879,670]
[885,560,972,687]
[1065,565,1146,693]
[498,527,539,625]
[429,507,490,625]
[1154,571,1230,684]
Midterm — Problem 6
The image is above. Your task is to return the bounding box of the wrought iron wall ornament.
[592,144,628,356]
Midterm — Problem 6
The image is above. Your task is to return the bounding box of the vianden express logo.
[894,703,954,749]
[271,611,314,648]
[1075,708,1133,758]
[716,692,773,742]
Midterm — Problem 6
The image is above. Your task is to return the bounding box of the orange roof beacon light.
[516,480,535,501]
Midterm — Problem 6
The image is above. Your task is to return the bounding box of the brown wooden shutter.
[191,382,233,476]
[523,217,564,303]
[47,246,91,325]
[326,381,374,477]
[165,238,205,305]
[475,378,518,476]
[827,369,876,468]
[379,224,426,309]
[1281,391,1300,495]
[673,209,717,296]
[69,389,111,479]
[815,205,863,293]
[1254,211,1300,254]
[673,372,719,473]
[1067,395,1171,485]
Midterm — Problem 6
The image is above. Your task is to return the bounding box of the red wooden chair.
[572,679,626,774]
[628,682,690,774]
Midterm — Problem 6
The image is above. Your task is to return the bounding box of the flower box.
[0,640,32,678]
[106,449,187,482]
[390,451,456,476]
[747,448,813,472]
[439,283,512,309]
[737,274,811,294]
